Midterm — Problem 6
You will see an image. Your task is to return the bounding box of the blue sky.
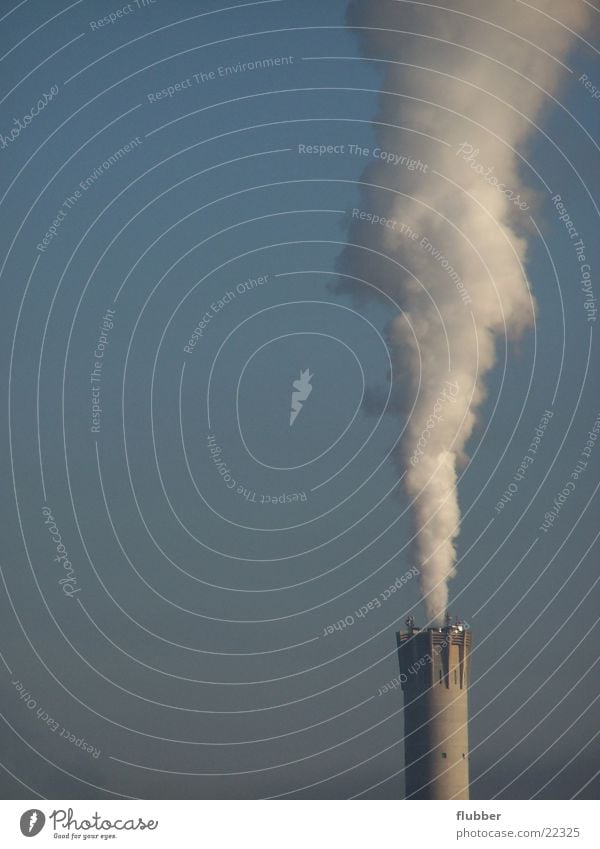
[0,0,598,800]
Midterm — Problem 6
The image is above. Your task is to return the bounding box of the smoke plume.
[337,1,590,623]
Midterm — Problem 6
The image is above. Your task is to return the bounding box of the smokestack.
[397,617,472,799]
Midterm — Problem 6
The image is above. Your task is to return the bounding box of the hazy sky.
[0,0,598,800]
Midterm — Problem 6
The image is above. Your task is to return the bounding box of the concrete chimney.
[397,618,472,799]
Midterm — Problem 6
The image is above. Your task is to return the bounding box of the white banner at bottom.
[0,799,596,848]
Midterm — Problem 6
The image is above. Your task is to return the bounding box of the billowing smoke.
[337,1,589,623]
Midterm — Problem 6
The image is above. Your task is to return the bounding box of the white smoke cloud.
[337,0,591,623]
